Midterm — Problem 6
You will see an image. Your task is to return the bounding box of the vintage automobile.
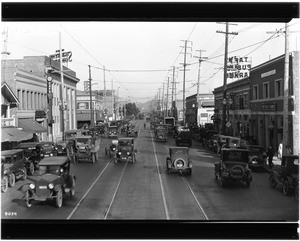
[39,141,59,157]
[108,126,118,138]
[1,149,28,189]
[127,127,138,137]
[105,139,119,158]
[16,142,43,175]
[214,148,252,188]
[75,136,99,163]
[269,155,299,200]
[215,135,241,155]
[114,138,137,164]
[18,156,76,208]
[175,127,192,147]
[202,130,219,148]
[246,145,267,172]
[166,147,192,175]
[155,126,167,142]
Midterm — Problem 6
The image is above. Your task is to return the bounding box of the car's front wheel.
[21,168,27,181]
[25,191,32,208]
[8,173,15,187]
[1,176,8,193]
[70,178,76,198]
[283,179,291,196]
[28,162,35,175]
[55,188,63,208]
[269,174,277,188]
[91,153,96,164]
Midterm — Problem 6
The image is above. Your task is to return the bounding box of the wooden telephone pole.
[217,22,238,134]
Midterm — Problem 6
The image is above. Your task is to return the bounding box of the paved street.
[1,120,298,221]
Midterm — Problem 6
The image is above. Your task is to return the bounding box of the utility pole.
[180,40,192,126]
[171,66,175,116]
[283,23,290,155]
[88,65,94,128]
[166,77,170,117]
[111,79,114,121]
[194,49,208,125]
[103,66,106,116]
[162,83,165,118]
[217,22,238,135]
[158,88,161,115]
[59,32,65,141]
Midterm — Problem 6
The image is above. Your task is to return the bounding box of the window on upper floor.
[253,85,258,100]
[275,79,282,97]
[243,93,248,108]
[263,82,269,99]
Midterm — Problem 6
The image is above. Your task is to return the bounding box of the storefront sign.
[227,56,252,79]
[261,103,277,111]
[261,69,276,78]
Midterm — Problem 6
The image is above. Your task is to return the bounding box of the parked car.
[1,149,28,189]
[246,145,267,172]
[166,147,192,175]
[75,136,99,163]
[269,155,299,200]
[108,126,118,138]
[105,139,119,158]
[155,126,167,142]
[18,156,76,208]
[115,138,137,164]
[214,148,252,187]
[16,142,43,175]
[202,130,219,148]
[175,127,192,147]
[215,135,241,155]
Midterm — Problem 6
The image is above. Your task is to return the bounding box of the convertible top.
[2,149,24,156]
[17,142,40,148]
[38,156,70,166]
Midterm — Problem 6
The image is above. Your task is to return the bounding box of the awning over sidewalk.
[1,127,33,142]
[18,118,47,133]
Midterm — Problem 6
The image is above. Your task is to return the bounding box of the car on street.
[115,138,137,164]
[269,155,299,200]
[154,126,167,142]
[16,142,43,175]
[127,128,138,137]
[39,141,59,157]
[108,126,118,138]
[246,145,267,172]
[214,148,252,187]
[18,156,76,208]
[105,139,119,158]
[175,127,192,147]
[1,149,28,190]
[166,147,192,175]
[75,136,99,163]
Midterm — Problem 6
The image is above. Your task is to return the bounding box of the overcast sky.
[2,19,300,103]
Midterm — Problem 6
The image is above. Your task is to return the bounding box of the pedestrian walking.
[267,145,274,168]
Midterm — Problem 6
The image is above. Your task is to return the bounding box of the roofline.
[1,82,20,104]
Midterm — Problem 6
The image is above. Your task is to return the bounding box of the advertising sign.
[227,56,252,79]
[49,49,72,63]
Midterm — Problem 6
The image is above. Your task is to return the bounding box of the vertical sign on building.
[227,56,252,80]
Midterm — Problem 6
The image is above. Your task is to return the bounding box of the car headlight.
[127,152,130,155]
[113,148,115,150]
[119,152,121,155]
[29,183,35,189]
[48,183,54,189]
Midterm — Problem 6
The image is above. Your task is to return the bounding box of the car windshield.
[171,149,188,155]
[39,165,60,175]
[2,156,12,164]
[119,140,131,146]
[223,151,249,163]
[76,138,90,145]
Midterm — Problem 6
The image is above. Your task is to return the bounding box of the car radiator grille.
[36,180,51,197]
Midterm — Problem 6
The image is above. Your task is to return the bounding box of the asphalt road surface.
[1,120,298,221]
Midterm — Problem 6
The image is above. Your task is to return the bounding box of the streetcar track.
[67,158,112,220]
[103,160,128,219]
[151,132,170,220]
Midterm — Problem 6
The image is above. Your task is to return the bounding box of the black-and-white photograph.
[1,2,299,239]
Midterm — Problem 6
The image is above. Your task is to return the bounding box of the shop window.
[275,79,282,97]
[263,82,269,99]
[253,85,258,100]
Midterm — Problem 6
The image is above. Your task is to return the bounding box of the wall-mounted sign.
[261,69,276,78]
[261,103,277,111]
[1,118,15,127]
[227,56,252,79]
